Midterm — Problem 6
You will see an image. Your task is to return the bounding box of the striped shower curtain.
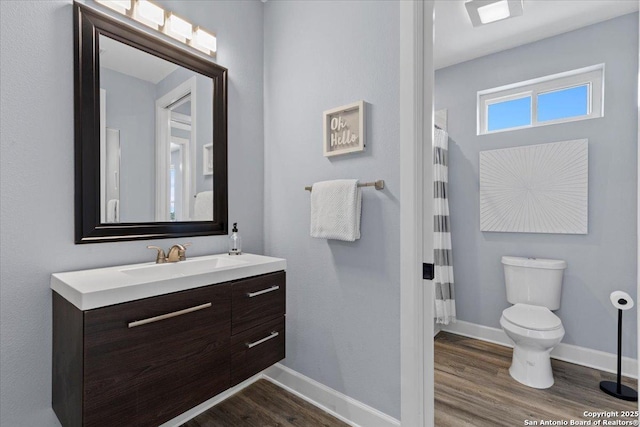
[434,128,456,325]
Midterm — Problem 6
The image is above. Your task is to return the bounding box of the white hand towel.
[310,179,361,241]
[106,199,119,223]
[193,191,214,220]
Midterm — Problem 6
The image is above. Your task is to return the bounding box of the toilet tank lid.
[501,256,567,270]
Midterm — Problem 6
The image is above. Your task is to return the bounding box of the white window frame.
[477,64,605,135]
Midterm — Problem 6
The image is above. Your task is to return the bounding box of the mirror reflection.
[99,34,213,223]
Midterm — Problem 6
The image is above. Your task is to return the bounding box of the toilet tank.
[502,256,567,310]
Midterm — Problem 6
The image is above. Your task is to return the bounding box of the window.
[487,95,531,131]
[538,85,589,122]
[478,64,604,135]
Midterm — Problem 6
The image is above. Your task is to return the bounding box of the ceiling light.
[165,13,192,42]
[465,0,523,27]
[134,0,165,29]
[95,0,131,14]
[193,27,217,54]
[478,1,510,24]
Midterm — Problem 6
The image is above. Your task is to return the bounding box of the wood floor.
[181,379,349,427]
[181,334,637,426]
[435,332,638,427]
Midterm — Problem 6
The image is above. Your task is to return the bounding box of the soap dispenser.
[228,223,242,255]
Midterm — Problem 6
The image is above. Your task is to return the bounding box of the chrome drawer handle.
[246,331,279,349]
[128,302,212,328]
[246,285,280,298]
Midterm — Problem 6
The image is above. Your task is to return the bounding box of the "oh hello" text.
[330,116,358,147]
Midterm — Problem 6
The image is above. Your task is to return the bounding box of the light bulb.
[166,13,192,42]
[134,0,165,29]
[193,27,217,54]
[95,0,131,15]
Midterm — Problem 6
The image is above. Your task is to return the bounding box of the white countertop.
[51,253,286,310]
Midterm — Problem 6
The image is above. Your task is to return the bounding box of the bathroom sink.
[119,256,247,281]
[51,253,286,311]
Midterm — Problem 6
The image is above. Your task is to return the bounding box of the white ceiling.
[434,0,639,70]
[99,35,179,84]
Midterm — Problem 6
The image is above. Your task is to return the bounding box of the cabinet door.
[83,283,231,427]
[230,316,285,386]
[232,271,285,335]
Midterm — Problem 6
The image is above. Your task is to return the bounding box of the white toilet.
[500,256,567,389]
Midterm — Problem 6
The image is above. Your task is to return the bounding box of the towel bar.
[304,180,384,192]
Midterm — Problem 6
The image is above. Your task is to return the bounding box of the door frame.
[155,76,197,221]
[636,9,639,421]
[400,1,434,426]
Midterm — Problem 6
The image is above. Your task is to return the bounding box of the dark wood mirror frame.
[74,4,228,243]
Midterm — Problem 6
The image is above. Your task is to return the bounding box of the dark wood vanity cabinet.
[230,272,286,386]
[53,271,286,427]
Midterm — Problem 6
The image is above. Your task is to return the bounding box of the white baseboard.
[159,372,264,427]
[160,364,399,427]
[434,323,442,337]
[263,363,401,427]
[440,320,638,379]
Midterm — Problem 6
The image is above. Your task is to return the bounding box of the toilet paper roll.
[610,291,634,310]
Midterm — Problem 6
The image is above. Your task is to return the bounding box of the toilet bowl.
[500,303,564,389]
[500,256,567,389]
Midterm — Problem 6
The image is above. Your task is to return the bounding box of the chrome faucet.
[147,243,192,264]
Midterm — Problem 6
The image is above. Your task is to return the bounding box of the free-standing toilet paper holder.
[599,291,638,401]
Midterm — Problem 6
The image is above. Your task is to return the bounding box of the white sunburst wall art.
[479,139,588,234]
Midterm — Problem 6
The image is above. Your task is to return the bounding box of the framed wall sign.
[323,100,365,157]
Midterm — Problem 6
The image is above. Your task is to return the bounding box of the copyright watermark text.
[523,411,639,426]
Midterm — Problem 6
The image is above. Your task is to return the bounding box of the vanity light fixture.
[133,0,165,30]
[95,0,131,14]
[92,0,217,57]
[465,0,523,27]
[192,27,217,55]
[165,12,192,42]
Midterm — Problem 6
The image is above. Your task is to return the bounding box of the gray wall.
[435,13,638,357]
[0,1,264,425]
[101,68,156,222]
[264,1,401,419]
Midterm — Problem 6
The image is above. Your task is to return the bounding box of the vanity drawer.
[83,283,231,427]
[231,271,285,335]
[230,316,285,386]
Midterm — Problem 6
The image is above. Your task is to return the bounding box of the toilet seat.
[502,303,562,331]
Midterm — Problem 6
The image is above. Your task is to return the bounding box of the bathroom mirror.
[74,4,227,243]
